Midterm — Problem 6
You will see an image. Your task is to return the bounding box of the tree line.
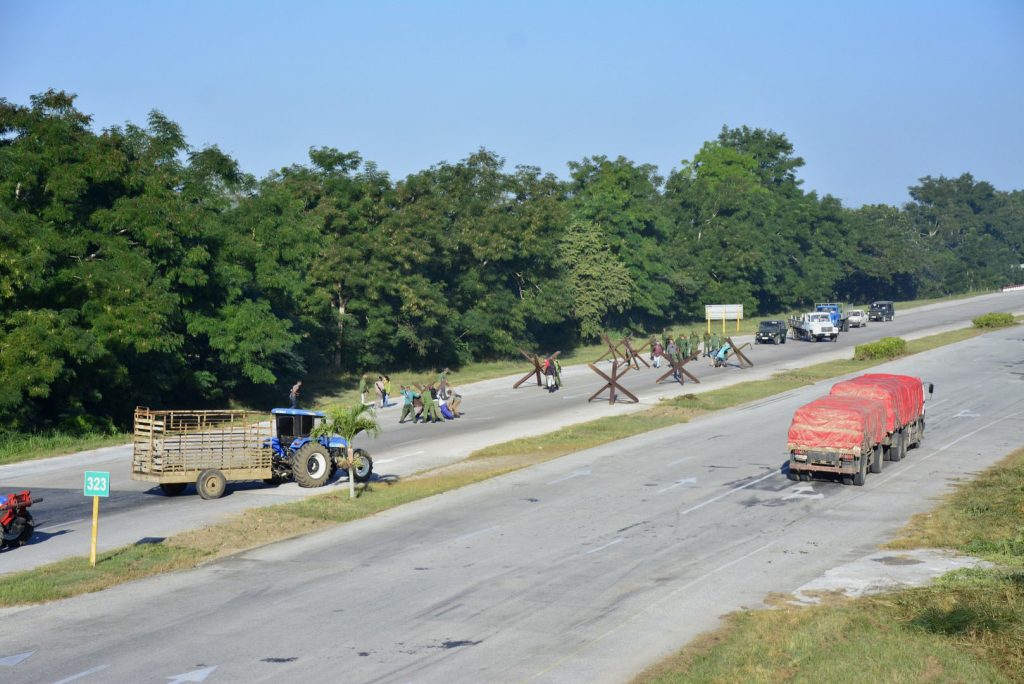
[2,90,1021,433]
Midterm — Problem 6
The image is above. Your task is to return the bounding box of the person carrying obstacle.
[709,331,721,357]
[713,341,732,368]
[543,358,558,392]
[398,385,420,424]
[289,380,302,408]
[690,330,701,358]
[421,385,443,423]
[651,339,664,368]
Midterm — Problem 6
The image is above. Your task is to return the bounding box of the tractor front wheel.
[292,442,332,488]
[352,449,374,483]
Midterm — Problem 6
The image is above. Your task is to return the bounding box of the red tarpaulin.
[830,374,922,432]
[787,395,886,453]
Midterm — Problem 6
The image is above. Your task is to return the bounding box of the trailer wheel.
[869,445,883,474]
[841,475,854,486]
[787,470,799,482]
[352,448,374,483]
[292,442,331,488]
[798,472,811,482]
[159,483,187,496]
[197,469,227,500]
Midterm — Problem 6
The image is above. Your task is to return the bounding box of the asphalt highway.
[0,314,1021,683]
[1,290,1022,578]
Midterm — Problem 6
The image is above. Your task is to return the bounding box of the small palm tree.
[311,403,381,499]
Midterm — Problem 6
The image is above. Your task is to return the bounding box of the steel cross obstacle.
[587,360,639,405]
[623,337,651,370]
[655,351,702,385]
[723,337,754,369]
[512,349,561,389]
[593,333,628,365]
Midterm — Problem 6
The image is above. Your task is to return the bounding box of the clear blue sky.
[3,1,1022,207]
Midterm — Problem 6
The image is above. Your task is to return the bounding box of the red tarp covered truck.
[787,395,887,485]
[830,373,930,463]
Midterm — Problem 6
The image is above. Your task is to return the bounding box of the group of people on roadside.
[651,330,732,372]
[355,369,463,424]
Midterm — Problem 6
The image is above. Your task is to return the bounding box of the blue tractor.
[269,408,373,488]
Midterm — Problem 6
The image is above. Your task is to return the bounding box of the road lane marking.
[376,450,425,465]
[51,665,110,683]
[395,438,425,447]
[547,468,591,485]
[666,457,692,467]
[677,471,778,516]
[453,526,497,543]
[657,477,697,495]
[167,665,217,682]
[953,409,980,418]
[0,651,33,666]
[877,409,1024,486]
[585,538,624,555]
[528,535,779,681]
[782,485,824,500]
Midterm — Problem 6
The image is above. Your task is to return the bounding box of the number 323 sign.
[84,471,110,497]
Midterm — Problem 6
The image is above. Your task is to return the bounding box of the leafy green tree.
[311,402,380,499]
[560,220,635,339]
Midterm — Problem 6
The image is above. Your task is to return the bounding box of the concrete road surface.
[0,322,1020,683]
[1,289,1022,576]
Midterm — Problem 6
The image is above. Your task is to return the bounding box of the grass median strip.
[0,323,1009,606]
[632,446,1024,684]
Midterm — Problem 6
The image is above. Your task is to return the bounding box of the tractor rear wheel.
[196,469,227,500]
[292,442,332,488]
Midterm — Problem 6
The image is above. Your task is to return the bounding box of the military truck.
[869,301,895,321]
[755,320,788,344]
[787,395,886,485]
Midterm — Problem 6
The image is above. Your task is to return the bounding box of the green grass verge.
[633,446,1024,684]
[0,431,129,467]
[0,322,1009,607]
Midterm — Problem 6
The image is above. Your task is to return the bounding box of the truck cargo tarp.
[861,373,925,418]
[829,374,922,432]
[787,395,886,453]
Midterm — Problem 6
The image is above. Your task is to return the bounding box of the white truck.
[788,312,838,342]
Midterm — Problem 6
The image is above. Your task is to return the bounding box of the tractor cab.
[269,408,347,458]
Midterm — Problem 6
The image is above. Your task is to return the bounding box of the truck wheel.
[292,442,331,488]
[159,483,187,497]
[831,334,838,342]
[799,472,811,482]
[352,448,373,483]
[869,445,883,474]
[787,470,799,482]
[841,475,854,486]
[781,336,786,344]
[888,434,903,462]
[196,469,227,500]
[854,455,867,486]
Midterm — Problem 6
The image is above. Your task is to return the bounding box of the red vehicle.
[830,374,931,462]
[787,395,887,485]
[1,490,41,550]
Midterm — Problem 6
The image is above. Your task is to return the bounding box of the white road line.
[561,394,584,399]
[657,477,698,495]
[585,538,624,555]
[376,450,425,465]
[453,526,498,543]
[877,409,1024,486]
[677,471,778,516]
[666,456,692,467]
[476,416,496,421]
[51,664,110,684]
[547,469,591,485]
[40,518,85,530]
[395,438,425,447]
